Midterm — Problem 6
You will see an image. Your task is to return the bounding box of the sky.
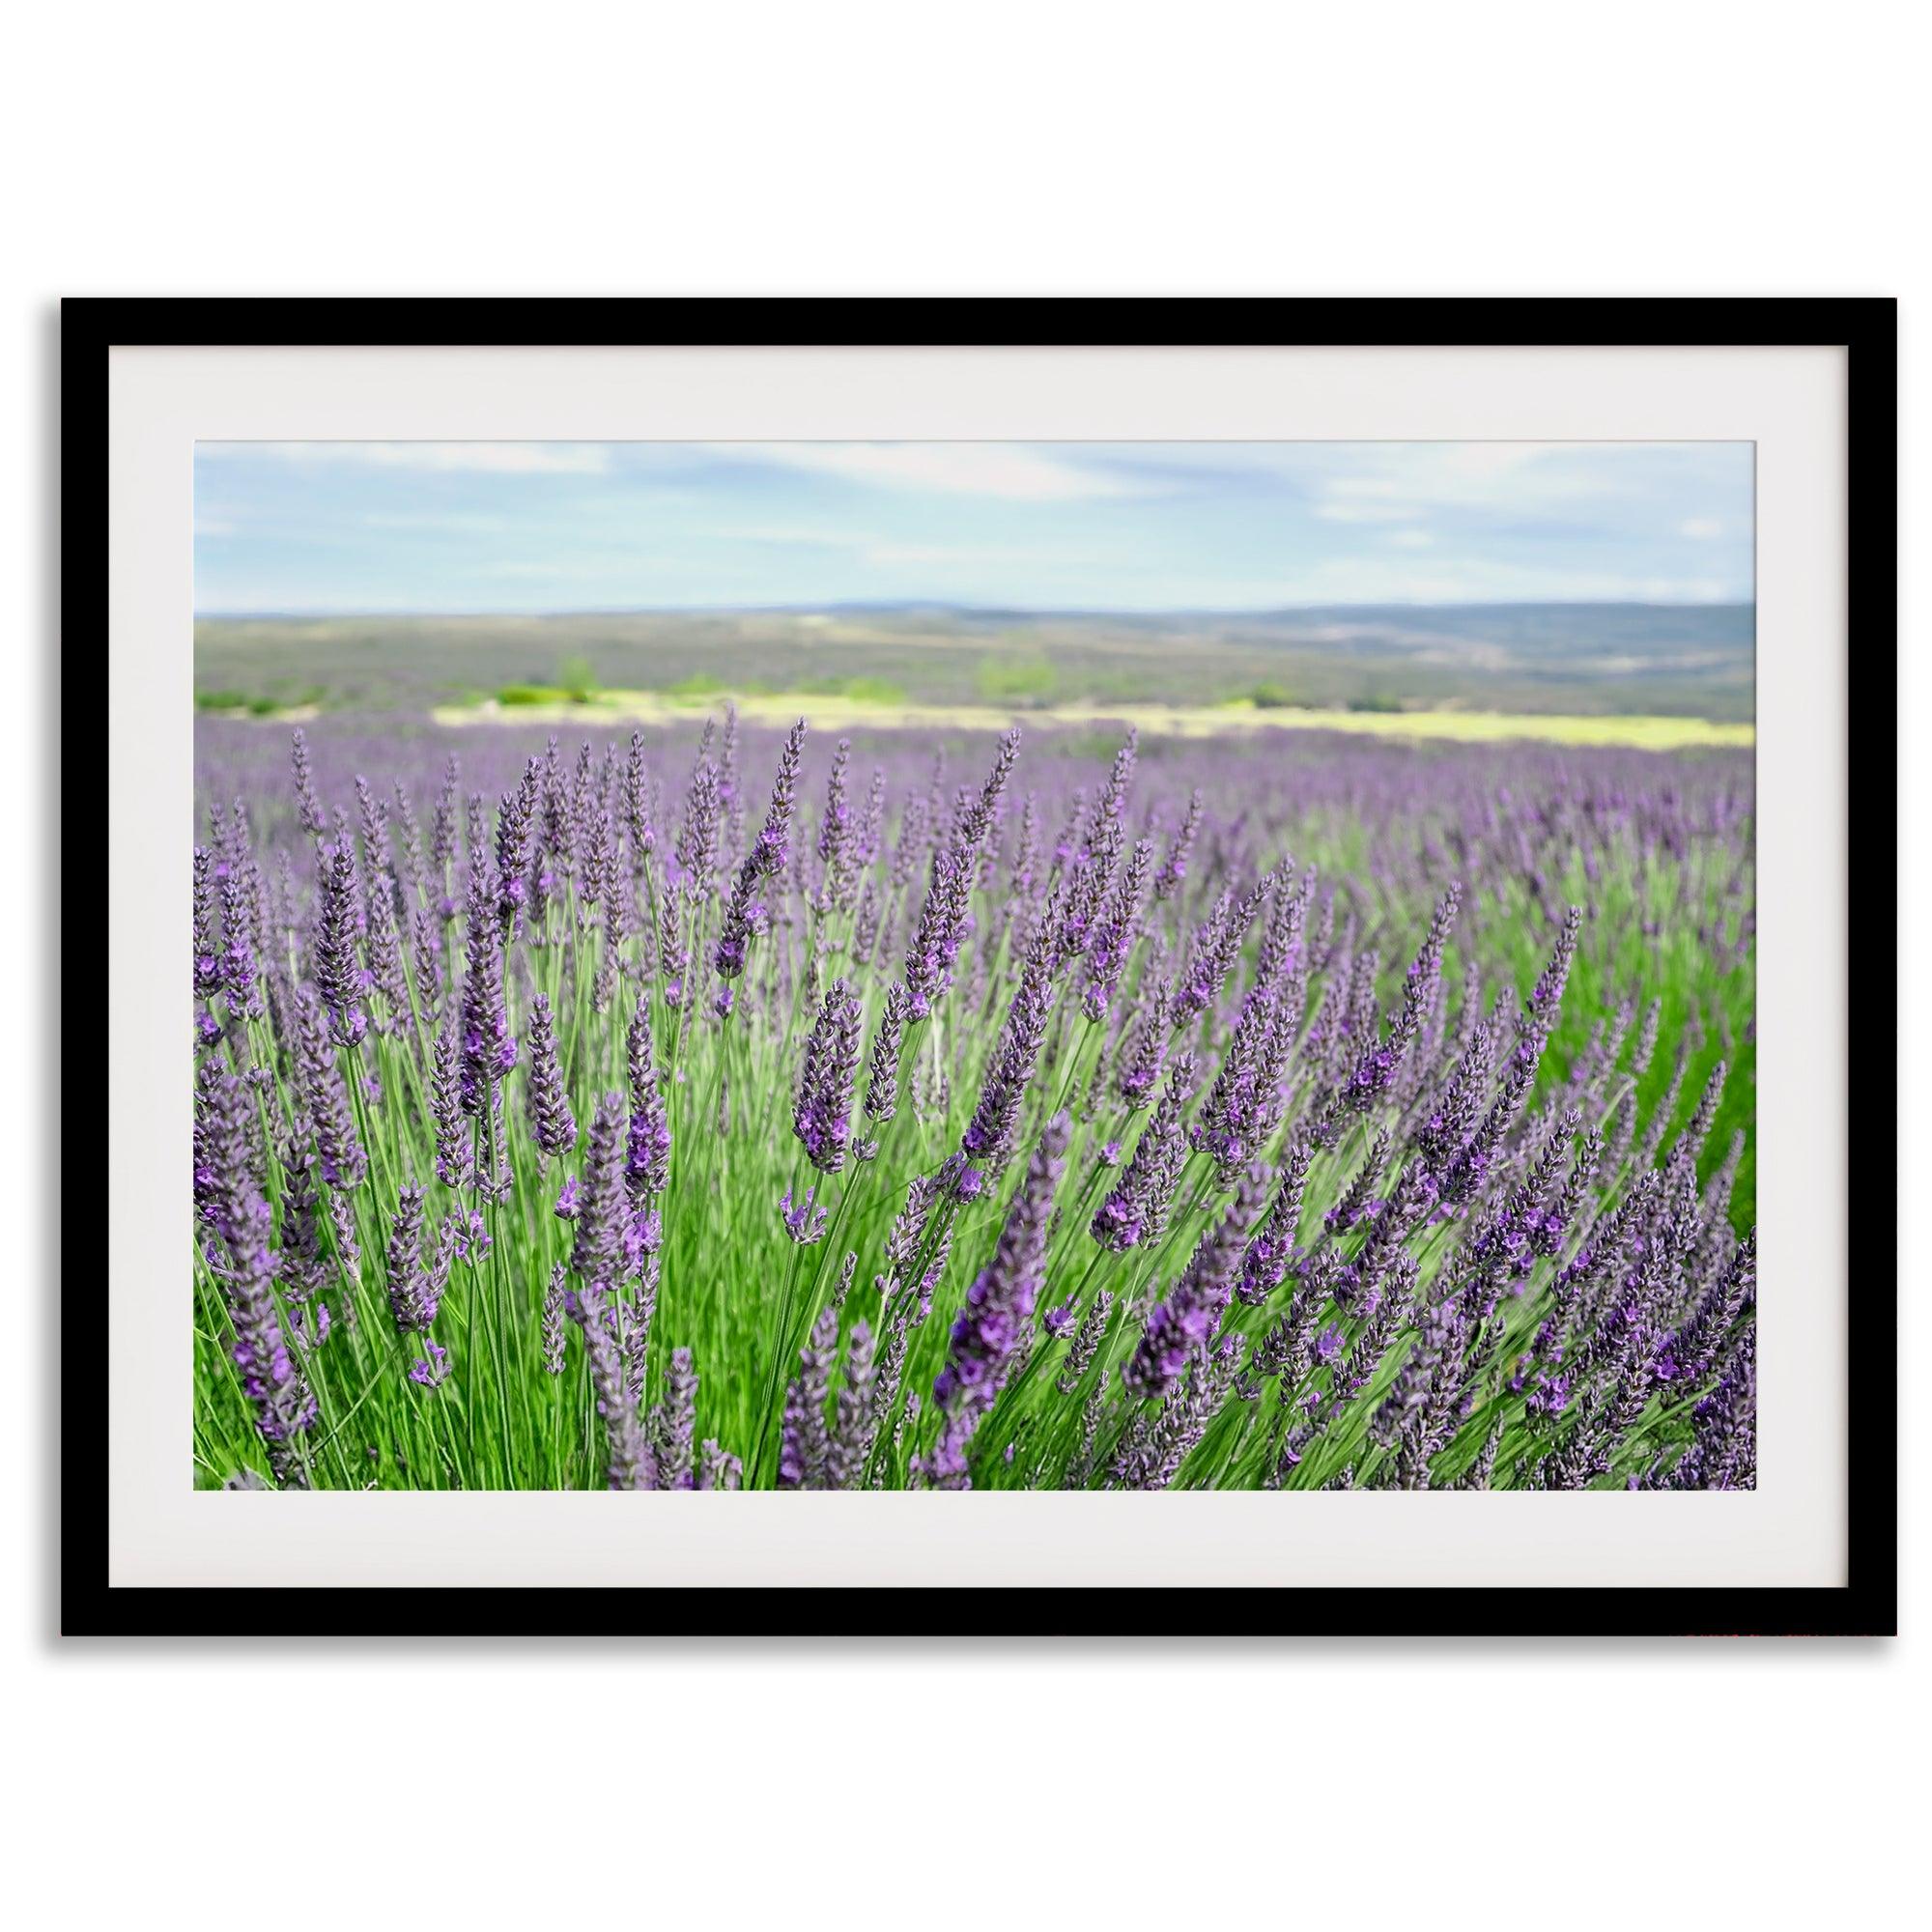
[193,440,1754,615]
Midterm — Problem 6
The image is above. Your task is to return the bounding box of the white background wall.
[3,5,1917,1923]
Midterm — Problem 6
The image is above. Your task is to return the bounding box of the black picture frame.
[71,297,1898,1638]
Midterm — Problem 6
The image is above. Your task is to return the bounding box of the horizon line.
[194,594,1759,622]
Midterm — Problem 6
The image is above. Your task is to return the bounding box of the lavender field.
[192,713,1756,1492]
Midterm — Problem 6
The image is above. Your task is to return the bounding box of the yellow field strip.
[417,690,1753,751]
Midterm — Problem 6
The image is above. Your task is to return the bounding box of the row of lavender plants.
[192,713,1755,1491]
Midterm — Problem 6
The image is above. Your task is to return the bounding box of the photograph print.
[190,438,1757,1495]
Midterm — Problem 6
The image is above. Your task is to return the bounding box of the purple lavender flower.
[196,1065,318,1469]
[902,727,1020,1018]
[1116,974,1173,1109]
[384,1184,452,1332]
[430,753,460,869]
[410,903,443,1034]
[1342,881,1462,1111]
[825,1319,876,1491]
[959,924,1056,1174]
[816,735,852,888]
[314,843,369,1047]
[408,1340,451,1389]
[1093,1053,1194,1251]
[218,857,265,1017]
[863,981,908,1128]
[1328,1257,1416,1406]
[1235,1141,1313,1308]
[1122,1163,1269,1398]
[1670,1326,1755,1491]
[655,1347,699,1490]
[623,729,654,862]
[697,1441,744,1491]
[624,992,671,1200]
[447,1206,492,1265]
[429,1022,470,1190]
[274,1130,329,1309]
[1056,729,1137,963]
[779,1306,838,1489]
[570,1092,631,1287]
[1008,791,1040,897]
[293,986,367,1188]
[926,1112,1070,1486]
[569,1285,659,1491]
[780,1182,829,1245]
[1440,907,1583,1205]
[793,977,864,1174]
[1056,1292,1115,1396]
[541,1263,567,1374]
[1667,1229,1757,1389]
[1173,871,1273,1024]
[458,862,516,1115]
[580,806,617,913]
[925,1156,978,1208]
[523,992,578,1158]
[290,726,327,838]
[1112,1333,1245,1489]
[1154,787,1202,900]
[1191,984,1292,1180]
[192,846,223,998]
[1080,837,1153,1020]
[672,724,721,888]
[714,718,806,980]
[494,758,541,920]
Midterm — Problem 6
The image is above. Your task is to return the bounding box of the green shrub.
[976,654,1059,706]
[1249,680,1296,709]
[841,675,908,706]
[556,653,599,702]
[497,684,567,706]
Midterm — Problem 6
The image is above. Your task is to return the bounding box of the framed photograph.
[77,298,1896,1635]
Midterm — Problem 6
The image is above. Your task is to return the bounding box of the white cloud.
[720,525,873,549]
[1314,500,1416,525]
[199,441,612,475]
[715,442,1150,501]
[1679,517,1724,539]
[1307,445,1625,526]
[862,541,1069,568]
[365,511,512,533]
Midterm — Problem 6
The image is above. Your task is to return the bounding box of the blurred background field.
[195,601,1754,736]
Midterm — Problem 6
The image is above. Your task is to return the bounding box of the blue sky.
[193,440,1753,615]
